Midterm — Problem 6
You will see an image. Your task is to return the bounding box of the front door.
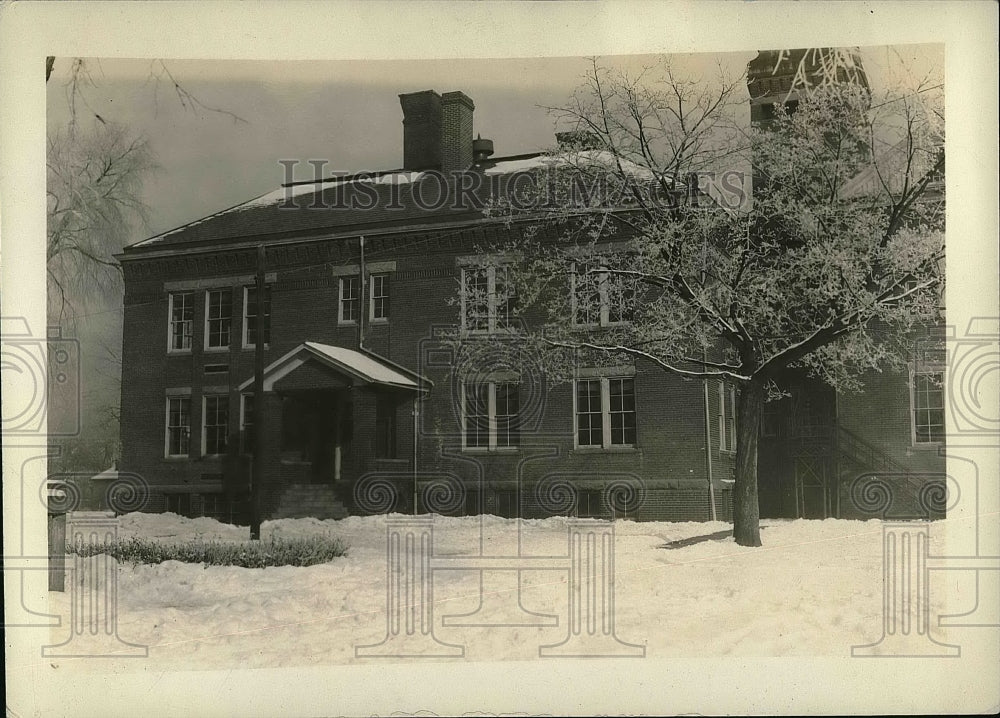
[280,391,351,485]
[758,374,837,519]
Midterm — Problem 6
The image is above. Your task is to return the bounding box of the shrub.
[66,535,348,568]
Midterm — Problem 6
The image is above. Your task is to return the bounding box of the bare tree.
[46,121,157,319]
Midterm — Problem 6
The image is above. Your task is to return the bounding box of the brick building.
[117,56,945,524]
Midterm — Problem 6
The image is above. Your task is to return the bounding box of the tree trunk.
[733,377,766,547]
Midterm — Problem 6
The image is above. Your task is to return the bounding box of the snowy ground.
[47,511,952,670]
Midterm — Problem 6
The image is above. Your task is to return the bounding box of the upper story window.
[462,380,520,450]
[575,376,636,449]
[202,394,229,457]
[205,289,232,350]
[912,370,944,444]
[243,286,271,348]
[370,274,390,322]
[571,260,634,328]
[460,266,516,333]
[339,276,360,324]
[719,380,737,453]
[168,292,194,352]
[165,395,191,458]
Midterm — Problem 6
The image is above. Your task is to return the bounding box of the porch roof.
[238,342,429,393]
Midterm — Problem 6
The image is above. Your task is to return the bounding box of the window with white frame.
[461,265,515,333]
[242,285,271,348]
[240,393,254,455]
[165,396,191,457]
[370,274,390,321]
[719,380,736,453]
[202,394,229,456]
[168,292,193,352]
[575,377,636,448]
[571,260,634,327]
[339,276,360,324]
[463,381,520,450]
[205,289,232,349]
[912,370,944,444]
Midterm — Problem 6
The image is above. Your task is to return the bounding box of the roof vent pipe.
[472,135,494,163]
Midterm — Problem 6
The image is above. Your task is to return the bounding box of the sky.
[46,46,942,242]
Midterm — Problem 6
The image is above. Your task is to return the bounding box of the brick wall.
[120,224,738,522]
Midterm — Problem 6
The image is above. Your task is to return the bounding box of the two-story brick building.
[117,57,946,524]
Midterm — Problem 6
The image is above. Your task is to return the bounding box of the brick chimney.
[399,90,443,171]
[398,89,475,172]
[441,91,475,173]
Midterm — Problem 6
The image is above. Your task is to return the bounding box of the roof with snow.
[238,342,429,393]
[124,150,686,254]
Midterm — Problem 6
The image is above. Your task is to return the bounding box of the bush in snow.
[66,534,348,568]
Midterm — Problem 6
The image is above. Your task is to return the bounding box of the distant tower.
[747,48,870,130]
[747,48,871,194]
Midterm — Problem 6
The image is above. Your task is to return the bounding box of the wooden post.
[47,511,66,592]
[250,244,266,540]
[702,349,717,521]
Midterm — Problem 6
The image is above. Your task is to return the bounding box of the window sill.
[241,344,271,351]
[572,446,640,453]
[204,346,230,353]
[461,447,520,454]
[911,441,945,450]
[167,349,192,356]
[368,318,389,326]
[339,321,358,327]
[571,322,631,330]
[162,455,190,461]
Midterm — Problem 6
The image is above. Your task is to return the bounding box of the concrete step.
[275,484,349,520]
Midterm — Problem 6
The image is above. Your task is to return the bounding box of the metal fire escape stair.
[834,426,943,518]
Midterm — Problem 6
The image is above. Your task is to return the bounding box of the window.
[375,395,397,459]
[205,289,232,349]
[339,276,360,324]
[572,260,634,327]
[912,371,944,444]
[243,286,271,348]
[464,489,481,517]
[164,492,192,517]
[461,266,515,333]
[165,396,191,457]
[494,382,520,449]
[202,394,229,456]
[463,381,520,450]
[370,274,390,321]
[576,489,603,518]
[240,393,254,455]
[168,292,193,352]
[201,494,228,520]
[493,489,518,519]
[719,381,736,453]
[575,377,636,449]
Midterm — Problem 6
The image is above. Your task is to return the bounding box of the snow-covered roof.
[123,150,688,254]
[237,342,427,393]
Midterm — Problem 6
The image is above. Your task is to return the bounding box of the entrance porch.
[237,342,428,519]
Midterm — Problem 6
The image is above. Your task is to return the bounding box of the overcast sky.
[46,45,941,244]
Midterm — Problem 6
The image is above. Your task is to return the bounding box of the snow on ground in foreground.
[49,512,950,670]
